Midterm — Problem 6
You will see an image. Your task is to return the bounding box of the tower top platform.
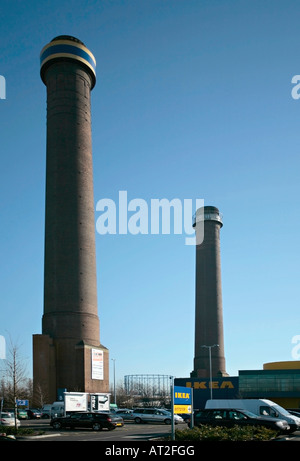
[193,206,223,228]
[40,35,96,89]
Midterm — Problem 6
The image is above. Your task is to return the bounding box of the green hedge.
[0,425,36,436]
[173,425,278,441]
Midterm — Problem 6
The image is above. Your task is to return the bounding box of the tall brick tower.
[191,206,227,378]
[33,36,109,403]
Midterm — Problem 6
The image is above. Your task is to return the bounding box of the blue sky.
[1,0,300,387]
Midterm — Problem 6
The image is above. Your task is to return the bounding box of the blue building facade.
[175,362,300,410]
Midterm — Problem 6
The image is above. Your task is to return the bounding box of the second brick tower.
[192,206,228,378]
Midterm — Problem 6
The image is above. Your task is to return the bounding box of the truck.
[205,398,300,432]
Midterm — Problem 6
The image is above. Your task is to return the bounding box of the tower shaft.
[192,206,227,378]
[43,60,99,343]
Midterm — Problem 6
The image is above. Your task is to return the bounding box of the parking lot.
[19,418,181,441]
[16,417,300,442]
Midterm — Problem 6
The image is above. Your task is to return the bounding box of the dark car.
[27,409,41,419]
[50,411,124,431]
[193,408,290,433]
[178,413,192,423]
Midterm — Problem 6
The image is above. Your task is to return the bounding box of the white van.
[50,402,65,418]
[205,399,300,432]
[41,404,52,418]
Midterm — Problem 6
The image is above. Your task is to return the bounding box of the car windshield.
[1,413,12,418]
[272,404,290,416]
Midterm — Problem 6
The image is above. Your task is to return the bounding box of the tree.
[1,338,29,428]
[33,382,48,409]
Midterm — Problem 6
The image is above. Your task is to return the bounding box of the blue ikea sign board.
[174,386,192,404]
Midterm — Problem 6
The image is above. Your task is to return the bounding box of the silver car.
[115,409,134,420]
[0,412,20,427]
[132,408,183,424]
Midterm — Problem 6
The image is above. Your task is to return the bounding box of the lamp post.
[169,376,175,441]
[111,359,116,405]
[201,344,219,400]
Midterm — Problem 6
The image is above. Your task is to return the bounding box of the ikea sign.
[174,386,192,404]
[174,386,192,414]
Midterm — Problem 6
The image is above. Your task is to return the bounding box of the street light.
[111,358,116,405]
[169,376,175,441]
[201,344,219,400]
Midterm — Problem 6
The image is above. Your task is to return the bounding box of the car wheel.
[135,417,142,424]
[92,422,102,431]
[52,421,62,430]
[108,426,116,431]
[164,418,171,425]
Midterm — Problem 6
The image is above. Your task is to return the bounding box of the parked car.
[115,409,134,420]
[193,408,290,433]
[17,409,29,419]
[50,402,65,418]
[40,404,52,418]
[27,409,41,419]
[50,411,124,431]
[178,413,192,423]
[0,412,20,427]
[0,433,17,441]
[132,408,184,424]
